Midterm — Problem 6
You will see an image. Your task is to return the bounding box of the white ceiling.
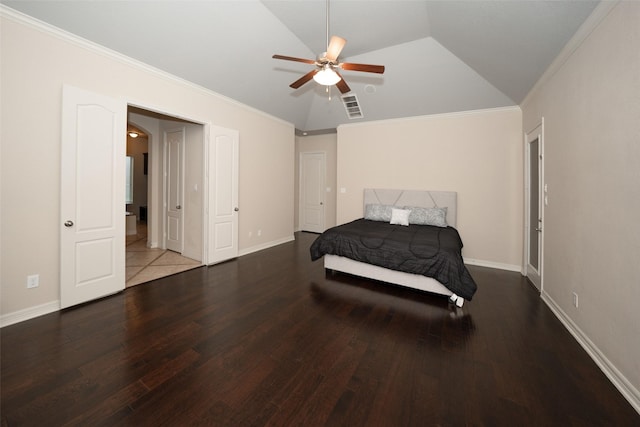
[3,0,600,132]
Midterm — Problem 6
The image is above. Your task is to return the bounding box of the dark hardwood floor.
[2,232,638,426]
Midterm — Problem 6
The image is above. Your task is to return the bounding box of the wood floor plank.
[2,232,639,426]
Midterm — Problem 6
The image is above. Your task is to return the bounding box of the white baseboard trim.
[542,291,640,415]
[238,235,295,257]
[3,236,296,327]
[1,300,60,328]
[464,258,522,272]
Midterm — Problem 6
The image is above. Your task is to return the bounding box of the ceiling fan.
[271,0,385,94]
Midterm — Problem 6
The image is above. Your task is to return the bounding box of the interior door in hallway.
[60,85,126,308]
[300,152,326,233]
[165,128,184,253]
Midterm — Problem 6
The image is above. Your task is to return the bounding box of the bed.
[309,189,477,307]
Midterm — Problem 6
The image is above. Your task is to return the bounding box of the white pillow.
[390,208,410,226]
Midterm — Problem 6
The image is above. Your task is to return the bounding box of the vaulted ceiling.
[3,0,600,132]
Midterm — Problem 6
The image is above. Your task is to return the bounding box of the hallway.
[125,223,201,287]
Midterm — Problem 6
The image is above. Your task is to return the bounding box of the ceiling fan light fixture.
[272,0,383,94]
[313,66,341,86]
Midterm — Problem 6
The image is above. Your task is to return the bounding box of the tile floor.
[126,223,202,288]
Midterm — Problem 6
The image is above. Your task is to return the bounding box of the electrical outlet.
[257,229,262,237]
[573,292,579,308]
[27,274,39,289]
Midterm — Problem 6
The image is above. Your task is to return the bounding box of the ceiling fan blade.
[340,62,385,74]
[272,54,316,65]
[290,69,318,89]
[325,36,346,62]
[335,72,351,94]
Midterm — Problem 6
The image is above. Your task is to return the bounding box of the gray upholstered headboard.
[363,189,457,227]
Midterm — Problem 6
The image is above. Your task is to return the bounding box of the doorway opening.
[125,107,204,287]
[61,86,237,307]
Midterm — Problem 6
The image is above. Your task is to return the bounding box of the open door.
[525,123,544,292]
[60,85,126,308]
[207,125,239,264]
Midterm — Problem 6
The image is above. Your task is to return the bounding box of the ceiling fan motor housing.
[317,52,335,66]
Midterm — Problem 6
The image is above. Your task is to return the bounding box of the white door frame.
[523,119,545,292]
[299,151,326,233]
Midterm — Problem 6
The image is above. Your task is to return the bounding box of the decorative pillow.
[364,204,394,222]
[404,206,448,227]
[390,208,411,226]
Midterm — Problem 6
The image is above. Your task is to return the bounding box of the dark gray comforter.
[310,219,477,300]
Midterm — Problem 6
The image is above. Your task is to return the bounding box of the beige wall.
[336,107,523,269]
[521,2,640,404]
[237,117,294,254]
[294,133,338,231]
[0,12,294,319]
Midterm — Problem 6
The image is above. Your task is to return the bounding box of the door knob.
[176,205,181,210]
[64,220,74,227]
[234,207,239,212]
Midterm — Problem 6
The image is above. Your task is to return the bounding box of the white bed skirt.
[324,254,454,298]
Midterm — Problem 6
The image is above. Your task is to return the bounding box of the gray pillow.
[364,204,394,222]
[404,206,448,227]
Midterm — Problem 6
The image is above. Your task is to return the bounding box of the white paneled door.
[207,125,239,264]
[300,152,326,233]
[60,85,126,308]
[165,128,185,253]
